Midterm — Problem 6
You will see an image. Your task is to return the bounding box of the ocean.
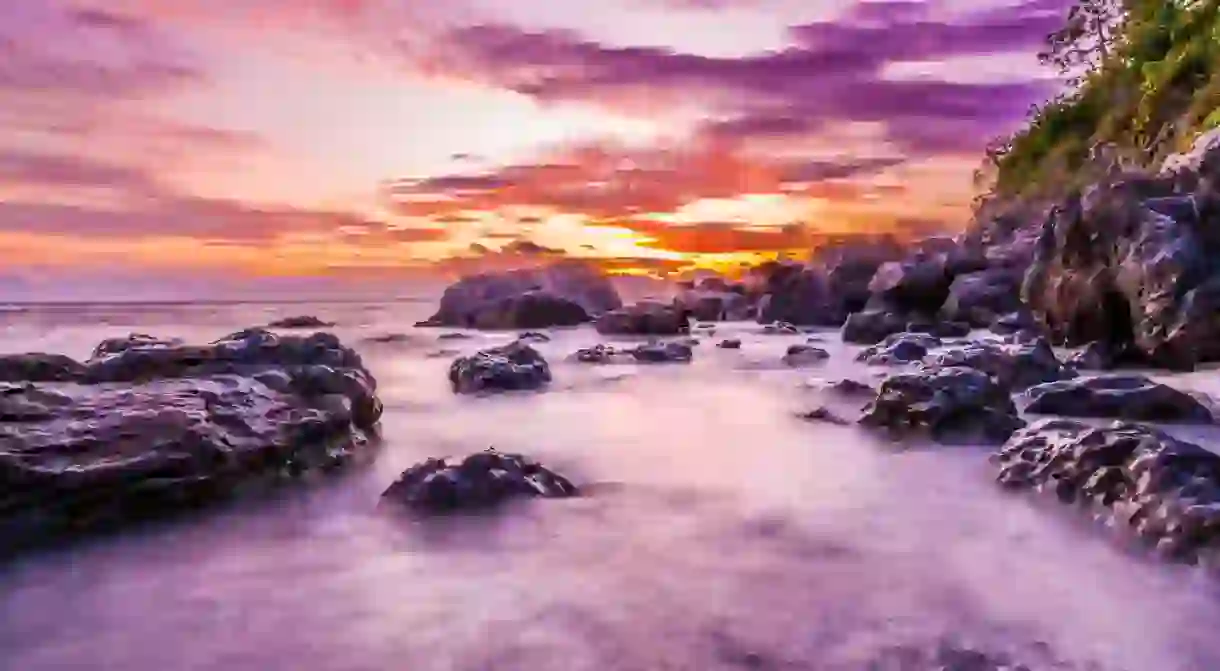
[2,299,1220,670]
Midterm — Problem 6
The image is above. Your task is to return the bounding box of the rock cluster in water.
[0,329,382,541]
[859,366,1024,444]
[381,449,578,513]
[573,341,693,364]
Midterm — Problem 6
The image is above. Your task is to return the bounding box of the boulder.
[939,269,1022,327]
[573,342,692,364]
[595,301,689,336]
[751,262,835,326]
[448,341,551,394]
[673,277,751,321]
[1022,133,1220,368]
[0,353,85,382]
[266,315,334,329]
[994,418,1220,563]
[0,330,382,541]
[842,310,969,344]
[1022,375,1215,423]
[761,321,800,335]
[781,344,829,367]
[812,235,906,315]
[716,338,742,349]
[989,310,1037,336]
[855,332,940,365]
[867,256,953,315]
[91,333,184,358]
[420,261,621,329]
[859,366,1023,444]
[381,449,577,513]
[1065,340,1152,370]
[923,337,1075,390]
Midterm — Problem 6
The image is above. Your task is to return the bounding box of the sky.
[0,0,1069,291]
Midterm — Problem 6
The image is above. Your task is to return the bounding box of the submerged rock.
[782,344,829,367]
[855,332,940,365]
[1022,375,1215,423]
[573,341,693,364]
[381,449,578,513]
[266,315,334,329]
[449,341,551,394]
[716,338,742,349]
[859,366,1023,444]
[761,321,800,335]
[994,418,1220,563]
[796,406,850,425]
[0,330,382,542]
[923,337,1075,390]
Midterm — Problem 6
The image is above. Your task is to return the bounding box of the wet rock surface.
[717,338,742,349]
[381,449,578,513]
[924,337,1075,390]
[573,341,693,364]
[0,329,383,542]
[1022,375,1215,423]
[856,333,940,365]
[842,310,969,345]
[781,344,829,367]
[418,261,621,329]
[449,341,552,394]
[859,366,1024,444]
[995,418,1220,563]
[595,301,690,336]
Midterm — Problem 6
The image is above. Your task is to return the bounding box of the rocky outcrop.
[267,315,334,329]
[994,418,1220,563]
[0,329,382,542]
[781,344,829,367]
[859,366,1023,444]
[595,301,689,336]
[419,261,621,329]
[448,341,551,394]
[381,449,578,513]
[1021,131,1220,369]
[842,310,969,345]
[855,332,940,365]
[0,353,85,382]
[867,256,954,315]
[939,268,1022,328]
[923,337,1075,390]
[1022,375,1215,423]
[673,277,750,321]
[750,262,834,326]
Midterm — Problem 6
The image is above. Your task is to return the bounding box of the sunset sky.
[0,0,1066,287]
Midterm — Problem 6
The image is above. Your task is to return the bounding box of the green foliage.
[982,0,1220,200]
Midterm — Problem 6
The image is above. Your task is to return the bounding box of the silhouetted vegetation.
[977,0,1220,200]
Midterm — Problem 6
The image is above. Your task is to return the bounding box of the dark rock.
[825,378,876,396]
[867,256,953,315]
[717,338,742,349]
[1022,375,1215,423]
[989,310,1037,335]
[761,321,800,335]
[859,366,1024,444]
[0,353,85,382]
[924,337,1075,390]
[361,332,415,345]
[813,235,907,315]
[91,333,184,359]
[516,331,551,343]
[750,262,834,326]
[842,309,907,344]
[595,301,688,336]
[940,269,1022,327]
[674,278,751,321]
[0,331,382,543]
[1021,135,1220,368]
[782,344,829,367]
[573,341,693,364]
[994,418,1220,562]
[266,315,334,329]
[420,261,621,329]
[381,449,577,513]
[1066,340,1152,370]
[796,406,850,425]
[855,332,940,365]
[907,317,972,338]
[437,332,471,340]
[448,341,551,394]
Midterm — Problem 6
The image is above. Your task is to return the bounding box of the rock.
[994,418,1220,562]
[91,333,184,358]
[923,337,1075,390]
[630,341,694,363]
[381,449,578,513]
[674,278,751,321]
[595,301,689,336]
[516,331,551,343]
[1021,139,1220,368]
[0,330,382,542]
[750,262,835,326]
[266,315,334,329]
[1022,375,1215,423]
[717,338,742,349]
[989,310,1037,336]
[796,406,850,425]
[859,366,1024,444]
[761,321,800,335]
[437,332,471,340]
[867,256,953,314]
[361,332,415,345]
[448,341,551,394]
[1065,340,1151,370]
[940,269,1022,327]
[842,309,907,344]
[573,341,693,364]
[782,344,829,367]
[0,353,85,382]
[824,378,876,396]
[419,261,621,329]
[855,332,940,365]
[907,317,972,339]
[812,234,907,316]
